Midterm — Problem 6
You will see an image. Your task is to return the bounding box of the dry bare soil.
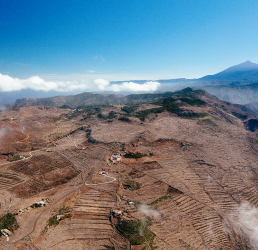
[0,91,258,250]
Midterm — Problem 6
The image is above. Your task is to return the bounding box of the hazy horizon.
[0,0,258,94]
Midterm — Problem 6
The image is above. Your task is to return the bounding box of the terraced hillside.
[0,88,258,249]
[9,152,79,198]
[0,171,24,190]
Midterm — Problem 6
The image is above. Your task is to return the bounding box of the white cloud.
[138,204,161,220]
[94,78,160,92]
[0,73,91,92]
[0,74,160,93]
[94,79,110,90]
[112,81,160,92]
[224,202,258,249]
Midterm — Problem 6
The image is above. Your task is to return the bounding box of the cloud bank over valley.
[0,74,160,94]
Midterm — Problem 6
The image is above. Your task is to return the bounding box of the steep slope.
[13,91,179,109]
[200,61,258,82]
[246,101,258,114]
[201,83,258,104]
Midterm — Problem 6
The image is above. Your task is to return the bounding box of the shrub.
[123,179,141,190]
[151,195,171,205]
[116,220,145,245]
[116,219,156,247]
[0,213,19,233]
[97,113,105,119]
[198,119,217,126]
[118,117,131,122]
[30,203,42,208]
[124,152,147,158]
[121,105,138,114]
[48,216,59,227]
[178,112,208,119]
[136,108,163,121]
[107,111,117,119]
[59,105,71,109]
[10,155,21,162]
[179,97,206,106]
[104,246,115,250]
[58,206,71,214]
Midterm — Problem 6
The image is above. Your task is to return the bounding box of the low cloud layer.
[94,79,160,92]
[0,128,8,141]
[224,202,258,249]
[0,127,13,144]
[138,204,161,220]
[0,74,90,92]
[0,74,160,93]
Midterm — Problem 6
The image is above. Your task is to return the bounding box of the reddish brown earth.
[0,94,258,249]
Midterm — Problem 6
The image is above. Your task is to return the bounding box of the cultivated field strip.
[131,174,169,204]
[0,171,24,189]
[57,148,108,173]
[152,199,207,249]
[136,159,235,249]
[8,152,78,198]
[171,194,232,249]
[241,187,258,206]
[191,164,239,212]
[69,188,115,248]
[221,168,253,194]
[159,159,239,212]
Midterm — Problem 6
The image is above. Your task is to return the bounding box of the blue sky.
[0,0,258,93]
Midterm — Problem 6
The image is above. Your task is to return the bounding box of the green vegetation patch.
[136,92,206,120]
[30,203,42,208]
[179,97,206,106]
[123,179,141,190]
[97,111,117,120]
[9,155,22,162]
[11,108,20,111]
[136,107,163,121]
[59,104,71,109]
[151,195,171,205]
[198,119,217,126]
[151,185,183,205]
[161,97,181,113]
[118,117,131,122]
[116,219,156,248]
[124,152,147,158]
[121,104,139,114]
[46,206,72,229]
[58,206,72,214]
[0,213,19,234]
[104,246,115,250]
[48,216,60,227]
[172,87,195,96]
[178,112,209,119]
[107,111,117,119]
[64,105,107,120]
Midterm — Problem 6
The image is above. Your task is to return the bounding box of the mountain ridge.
[200,60,258,82]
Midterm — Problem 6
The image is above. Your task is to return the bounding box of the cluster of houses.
[109,151,127,164]
[14,199,49,215]
[1,229,12,241]
[1,199,49,241]
[111,201,135,217]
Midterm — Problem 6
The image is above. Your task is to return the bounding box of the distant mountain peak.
[200,60,258,81]
[223,60,258,73]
